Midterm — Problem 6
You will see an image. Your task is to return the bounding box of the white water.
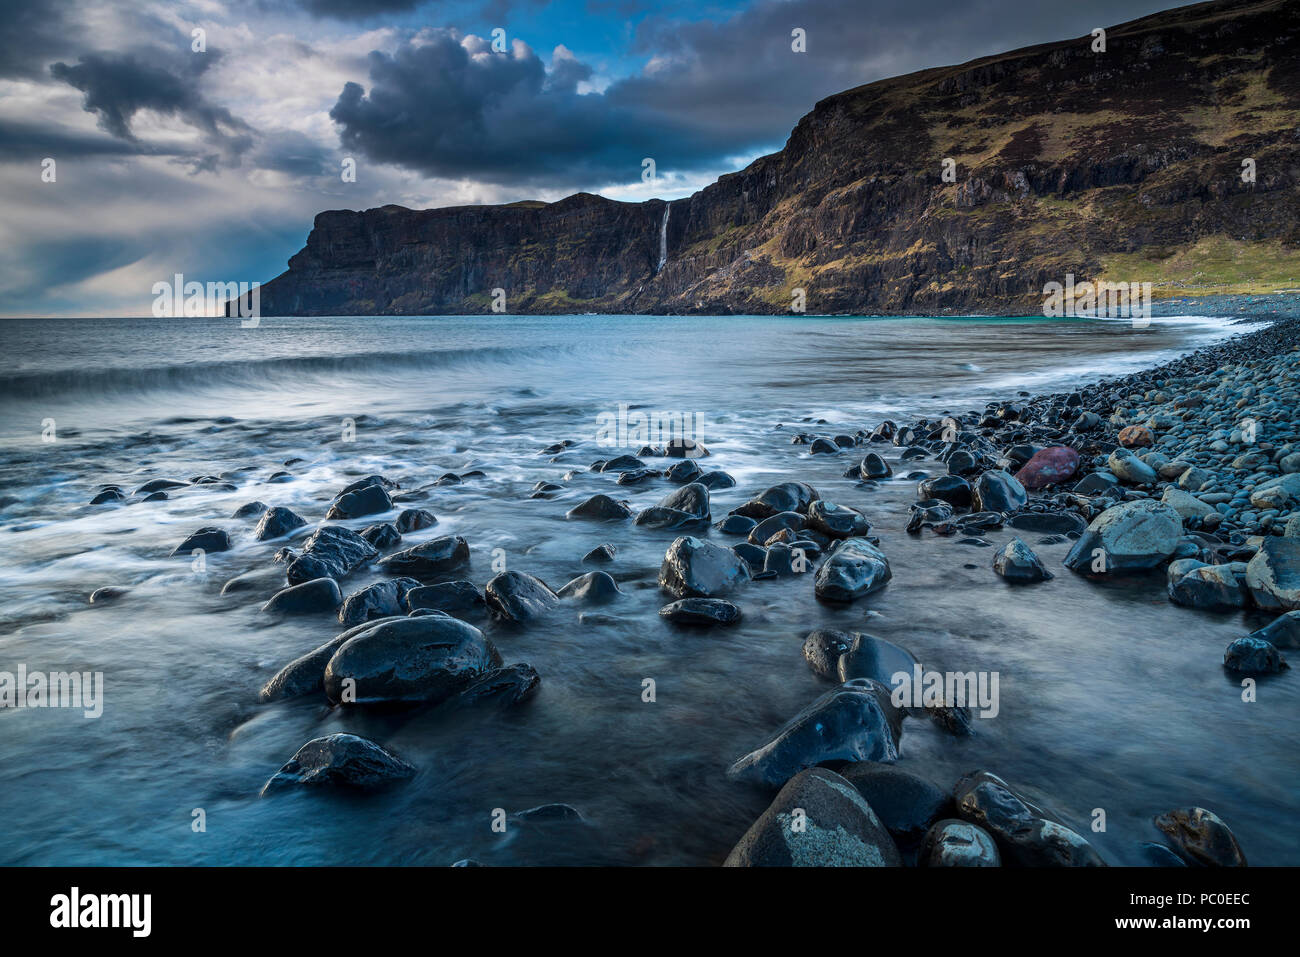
[657,203,670,273]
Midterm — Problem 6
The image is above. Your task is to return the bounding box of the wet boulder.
[726,681,901,788]
[233,500,268,518]
[806,500,870,539]
[171,527,230,557]
[1223,636,1288,675]
[1153,807,1247,867]
[557,571,623,605]
[360,522,402,549]
[970,470,1026,513]
[326,483,393,520]
[286,525,379,585]
[395,508,437,533]
[261,577,343,615]
[954,771,1104,867]
[919,820,1001,867]
[838,763,952,849]
[375,535,470,579]
[339,578,420,626]
[485,571,560,622]
[566,494,634,522]
[658,597,742,626]
[747,510,806,545]
[1107,448,1157,485]
[732,482,819,519]
[656,482,710,521]
[403,579,485,617]
[1244,537,1300,611]
[1167,560,1249,611]
[452,663,541,709]
[261,733,415,796]
[916,475,971,508]
[723,768,902,867]
[1246,609,1300,649]
[582,543,617,564]
[1013,446,1079,490]
[633,505,708,530]
[802,629,854,680]
[835,633,918,686]
[993,537,1053,584]
[259,617,405,702]
[814,538,892,602]
[254,506,307,541]
[1063,499,1181,574]
[659,536,752,599]
[858,453,892,480]
[323,616,501,706]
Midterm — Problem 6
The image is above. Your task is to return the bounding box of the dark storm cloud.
[0,0,80,78]
[330,30,717,186]
[329,0,1179,189]
[49,50,256,168]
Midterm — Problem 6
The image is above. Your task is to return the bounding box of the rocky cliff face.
[255,0,1300,317]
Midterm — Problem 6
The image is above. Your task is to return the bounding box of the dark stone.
[919,819,1001,866]
[724,768,902,866]
[262,577,343,615]
[917,475,971,508]
[838,763,952,847]
[170,527,230,557]
[1153,807,1247,867]
[814,538,892,602]
[582,543,617,563]
[727,681,901,788]
[1008,511,1087,534]
[716,514,757,535]
[286,525,379,585]
[954,771,1104,866]
[1223,636,1288,674]
[323,616,501,705]
[360,522,402,549]
[485,571,560,621]
[806,499,870,539]
[659,597,742,625]
[254,506,307,541]
[261,733,415,795]
[339,578,419,626]
[858,453,892,479]
[659,535,752,598]
[403,579,485,616]
[452,663,541,709]
[836,633,919,685]
[396,508,437,532]
[566,494,634,521]
[233,500,269,518]
[993,537,1054,584]
[558,570,623,604]
[802,629,853,679]
[656,482,711,520]
[259,617,405,702]
[375,536,471,579]
[326,483,393,520]
[732,482,819,519]
[748,510,806,545]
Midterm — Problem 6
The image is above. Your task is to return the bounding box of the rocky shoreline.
[81,314,1299,867]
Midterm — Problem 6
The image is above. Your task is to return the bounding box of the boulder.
[659,536,752,598]
[814,538,892,602]
[747,510,806,545]
[835,633,918,686]
[557,571,623,604]
[1223,636,1288,675]
[916,475,971,508]
[954,771,1105,866]
[801,629,853,680]
[254,506,307,541]
[806,500,871,539]
[723,768,902,867]
[338,578,419,626]
[837,763,951,848]
[403,579,485,617]
[858,453,892,480]
[171,527,230,557]
[395,508,437,532]
[375,536,470,579]
[261,733,415,795]
[732,482,819,519]
[658,597,742,626]
[726,681,901,788]
[323,616,501,705]
[1168,561,1249,611]
[1246,609,1300,649]
[1153,807,1247,867]
[1013,446,1080,490]
[1161,487,1215,521]
[1063,499,1181,574]
[566,494,634,521]
[1118,425,1154,448]
[919,820,1001,867]
[285,525,379,585]
[656,482,710,521]
[1244,537,1300,611]
[971,470,1027,513]
[452,663,541,709]
[326,483,392,520]
[485,571,560,621]
[993,537,1053,584]
[261,577,342,615]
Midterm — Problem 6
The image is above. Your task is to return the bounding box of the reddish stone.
[1014,446,1080,490]
[1119,425,1155,449]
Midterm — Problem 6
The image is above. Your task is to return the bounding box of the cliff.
[254,0,1300,317]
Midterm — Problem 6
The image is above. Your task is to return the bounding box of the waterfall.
[657,202,670,273]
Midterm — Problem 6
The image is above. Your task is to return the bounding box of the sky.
[0,0,1184,317]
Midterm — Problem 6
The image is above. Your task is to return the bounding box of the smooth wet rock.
[286,525,379,585]
[858,453,892,480]
[233,500,268,518]
[326,483,392,520]
[814,538,892,602]
[633,505,707,529]
[993,537,1053,584]
[806,500,870,539]
[802,629,854,679]
[835,633,918,685]
[259,617,403,702]
[566,494,634,521]
[171,526,230,557]
[376,535,470,579]
[582,543,617,564]
[1153,807,1247,867]
[716,514,757,536]
[323,616,501,706]
[917,474,971,508]
[1168,561,1249,611]
[954,771,1104,867]
[485,571,560,621]
[838,763,951,848]
[261,733,415,795]
[558,571,622,604]
[723,768,902,867]
[1108,448,1157,485]
[656,482,710,521]
[254,506,307,541]
[452,663,541,709]
[919,819,1001,867]
[1246,609,1300,649]
[658,597,741,626]
[1063,499,1181,574]
[395,508,437,532]
[360,522,402,549]
[339,578,419,626]
[659,535,752,598]
[727,681,901,788]
[1223,636,1288,674]
[733,482,818,519]
[403,579,485,617]
[748,510,806,545]
[1118,425,1155,448]
[262,577,342,615]
[1244,537,1300,611]
[971,470,1027,513]
[1013,446,1080,490]
[1161,487,1216,521]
